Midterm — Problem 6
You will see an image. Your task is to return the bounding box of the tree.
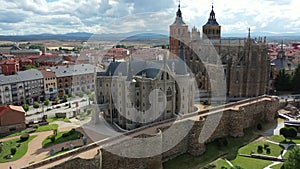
[10,148,17,155]
[88,93,94,105]
[63,94,68,101]
[44,98,50,107]
[280,127,298,142]
[274,69,292,91]
[287,127,298,141]
[55,97,59,103]
[24,65,37,70]
[284,146,300,169]
[22,104,29,112]
[292,64,300,93]
[33,102,40,109]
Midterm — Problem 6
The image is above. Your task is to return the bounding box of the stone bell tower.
[169,1,190,59]
[202,4,221,39]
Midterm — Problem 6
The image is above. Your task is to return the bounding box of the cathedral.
[169,3,270,98]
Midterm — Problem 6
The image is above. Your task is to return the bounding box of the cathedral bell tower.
[169,1,190,59]
[202,4,221,39]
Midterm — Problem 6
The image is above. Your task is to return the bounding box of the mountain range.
[0,32,299,42]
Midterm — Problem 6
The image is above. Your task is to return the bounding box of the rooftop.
[0,69,43,85]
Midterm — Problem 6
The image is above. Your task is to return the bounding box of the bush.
[20,133,29,142]
[266,148,271,154]
[257,145,263,152]
[10,147,17,155]
[264,144,269,149]
[62,133,70,137]
[33,124,39,129]
[49,135,56,142]
[22,104,29,112]
[69,128,76,134]
[33,102,40,109]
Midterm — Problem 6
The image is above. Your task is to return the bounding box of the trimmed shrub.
[257,145,263,153]
[264,144,269,149]
[53,129,58,136]
[69,128,76,134]
[266,148,271,154]
[62,133,70,137]
[20,133,29,142]
[10,147,17,155]
[49,135,56,142]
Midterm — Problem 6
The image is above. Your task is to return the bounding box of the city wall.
[100,96,279,169]
[21,95,280,169]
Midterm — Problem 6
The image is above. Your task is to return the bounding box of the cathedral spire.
[176,0,182,18]
[204,3,219,26]
[172,0,185,25]
[209,3,216,21]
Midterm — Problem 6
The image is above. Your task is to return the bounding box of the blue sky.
[0,0,299,35]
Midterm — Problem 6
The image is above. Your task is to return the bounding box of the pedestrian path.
[224,158,234,167]
[263,140,299,169]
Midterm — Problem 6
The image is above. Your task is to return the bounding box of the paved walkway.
[263,140,300,169]
[0,119,98,169]
[224,158,234,167]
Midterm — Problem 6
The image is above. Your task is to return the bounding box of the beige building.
[41,69,58,100]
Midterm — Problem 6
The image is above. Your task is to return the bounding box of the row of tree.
[274,64,300,92]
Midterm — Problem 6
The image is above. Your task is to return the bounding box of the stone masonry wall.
[29,96,280,169]
[100,97,279,169]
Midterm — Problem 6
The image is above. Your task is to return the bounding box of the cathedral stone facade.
[169,4,270,98]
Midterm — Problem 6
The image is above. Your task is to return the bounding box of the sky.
[0,0,299,36]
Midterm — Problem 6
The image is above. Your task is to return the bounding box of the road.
[26,97,90,122]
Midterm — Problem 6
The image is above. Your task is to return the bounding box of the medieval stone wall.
[25,96,280,169]
[99,96,279,169]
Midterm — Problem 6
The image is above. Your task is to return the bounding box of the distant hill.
[0,31,299,42]
[0,32,168,42]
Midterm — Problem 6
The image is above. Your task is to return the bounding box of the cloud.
[0,0,299,35]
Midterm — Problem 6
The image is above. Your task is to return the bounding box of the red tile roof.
[0,105,25,116]
[40,69,56,78]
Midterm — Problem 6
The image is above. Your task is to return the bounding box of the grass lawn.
[271,163,283,169]
[42,129,82,148]
[46,118,71,123]
[230,139,284,169]
[163,129,260,169]
[209,158,231,169]
[1,124,59,139]
[267,135,300,144]
[0,135,36,163]
[231,156,272,169]
[35,124,58,132]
